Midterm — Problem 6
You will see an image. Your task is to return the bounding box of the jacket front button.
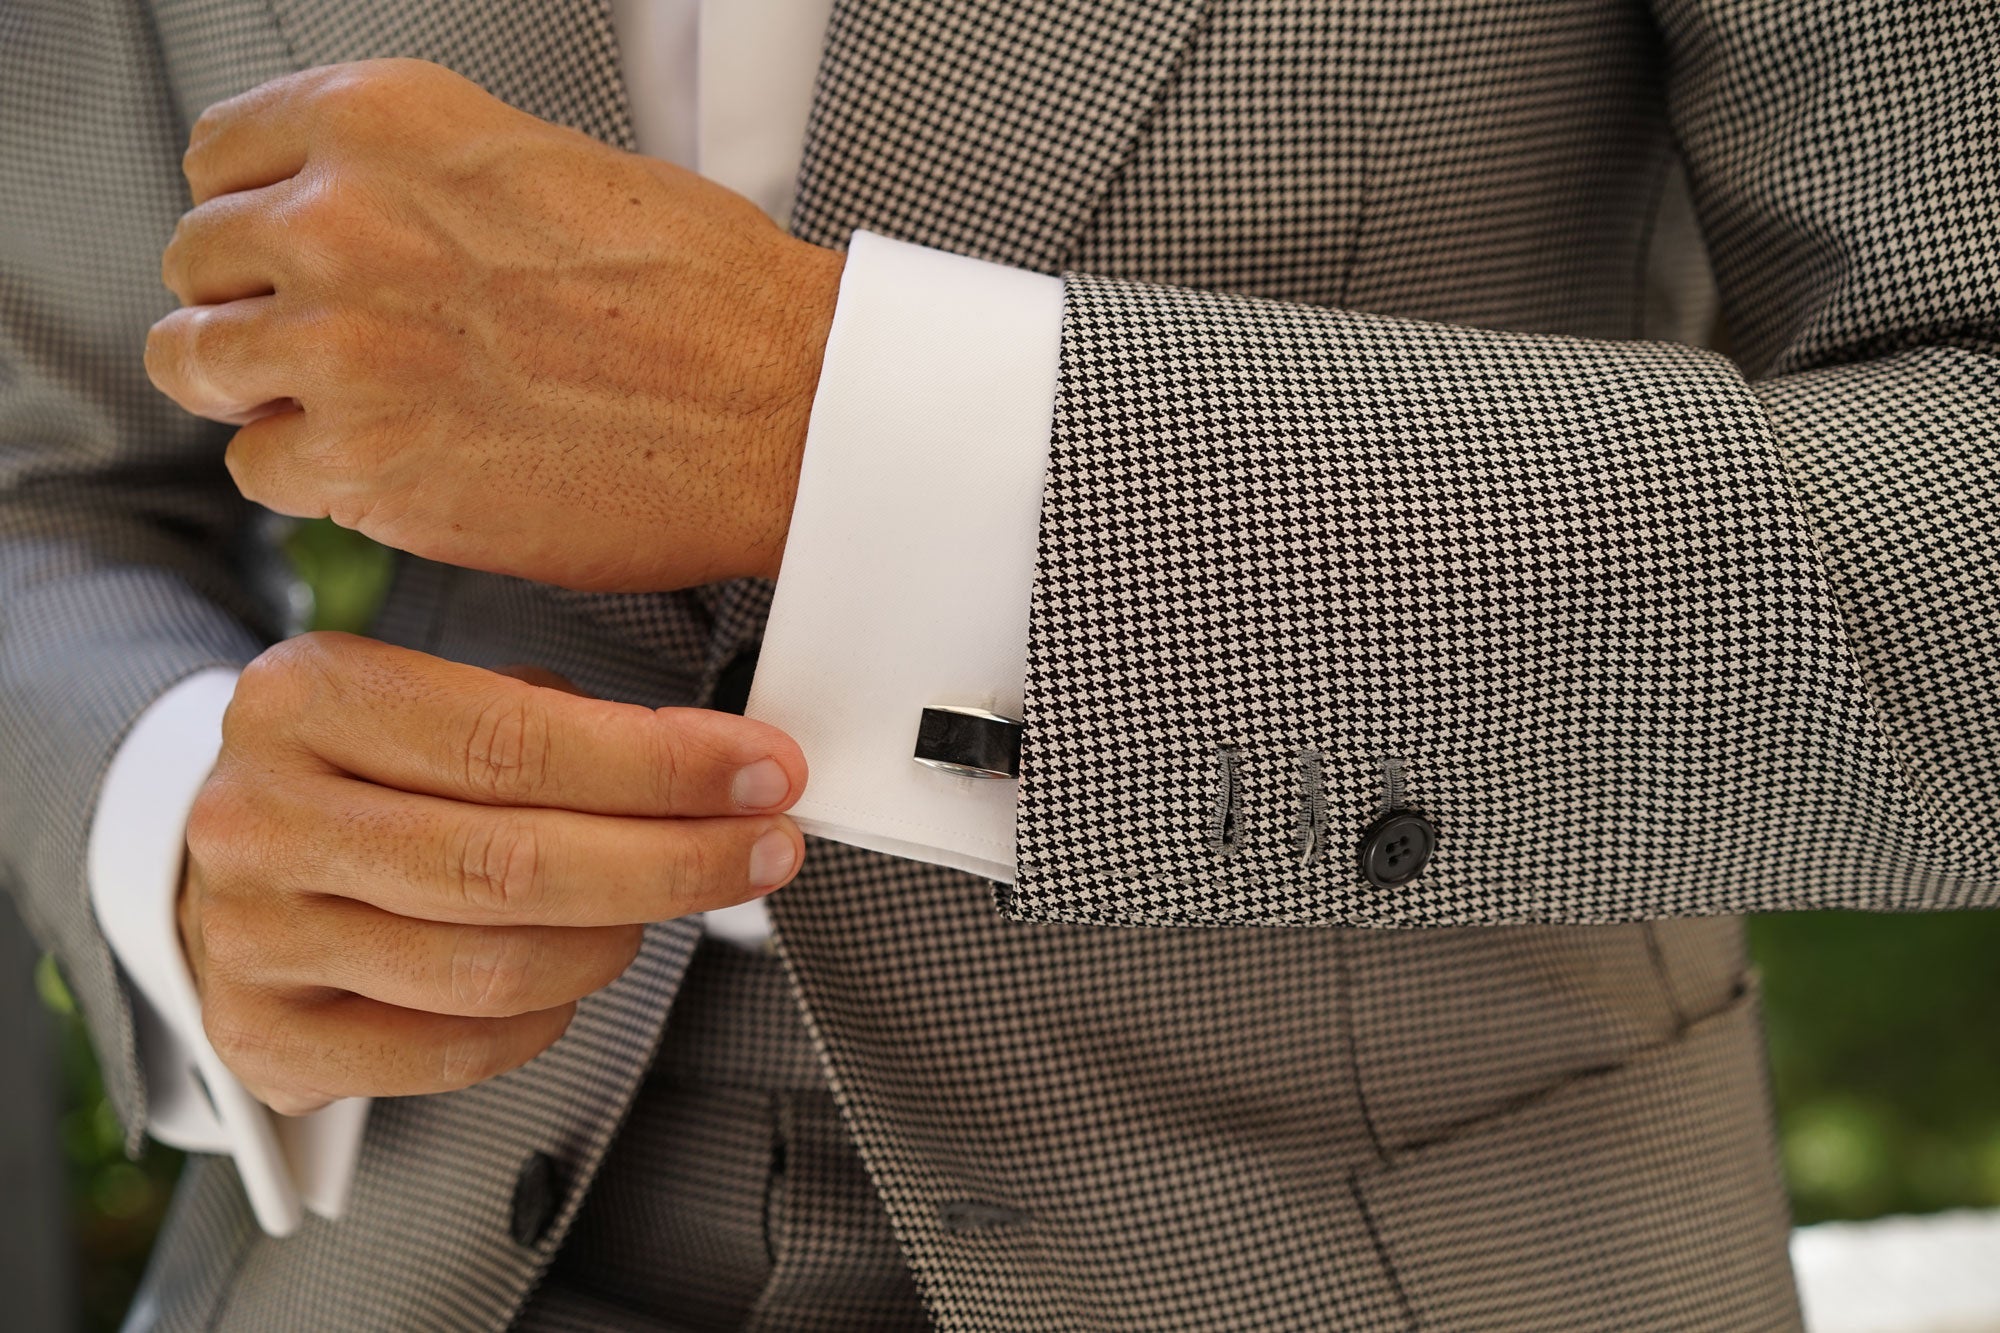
[510,1151,564,1248]
[1356,809,1436,888]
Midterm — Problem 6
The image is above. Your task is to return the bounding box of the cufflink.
[913,706,1022,779]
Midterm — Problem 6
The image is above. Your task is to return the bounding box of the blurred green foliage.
[282,517,398,635]
[36,520,2000,1329]
[38,957,182,1333]
[1750,912,2000,1222]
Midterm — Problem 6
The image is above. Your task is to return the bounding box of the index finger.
[256,634,807,818]
[183,67,330,205]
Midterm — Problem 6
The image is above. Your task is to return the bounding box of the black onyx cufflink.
[913,706,1022,779]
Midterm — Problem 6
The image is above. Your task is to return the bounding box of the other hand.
[177,632,808,1115]
[146,59,845,592]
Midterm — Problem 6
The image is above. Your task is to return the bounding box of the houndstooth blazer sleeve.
[1004,0,2000,928]
[0,0,273,1136]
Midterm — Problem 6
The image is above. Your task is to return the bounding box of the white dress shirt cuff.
[746,230,1064,884]
[87,668,368,1237]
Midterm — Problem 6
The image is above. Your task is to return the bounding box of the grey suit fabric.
[4,0,1992,1326]
[520,937,930,1331]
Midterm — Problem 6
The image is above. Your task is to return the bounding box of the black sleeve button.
[1356,809,1436,888]
[511,1151,565,1248]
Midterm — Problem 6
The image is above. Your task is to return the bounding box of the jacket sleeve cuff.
[745,230,1064,884]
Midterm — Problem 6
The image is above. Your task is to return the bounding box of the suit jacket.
[3,0,1994,1327]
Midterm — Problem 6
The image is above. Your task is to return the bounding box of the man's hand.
[145,59,845,592]
[177,632,807,1116]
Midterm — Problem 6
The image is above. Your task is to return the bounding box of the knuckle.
[637,716,689,811]
[434,1025,506,1089]
[203,994,277,1073]
[226,633,360,757]
[285,192,352,287]
[431,1006,574,1093]
[143,312,190,389]
[311,67,380,118]
[185,108,218,151]
[180,305,240,378]
[382,57,447,85]
[310,64,424,140]
[222,667,281,743]
[676,828,720,892]
[283,174,333,235]
[271,632,343,691]
[160,199,231,293]
[185,99,232,159]
[182,777,243,862]
[160,228,191,297]
[448,929,538,1016]
[462,694,552,804]
[207,993,336,1110]
[234,649,282,699]
[232,640,308,721]
[194,894,258,977]
[221,433,264,504]
[185,787,275,899]
[450,816,545,916]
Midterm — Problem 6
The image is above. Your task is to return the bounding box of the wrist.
[746,238,844,582]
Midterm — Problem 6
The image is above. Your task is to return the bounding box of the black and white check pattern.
[4,0,1993,1327]
[522,938,930,1331]
[1005,0,2000,931]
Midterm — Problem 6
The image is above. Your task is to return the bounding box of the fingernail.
[749,829,798,890]
[732,758,790,810]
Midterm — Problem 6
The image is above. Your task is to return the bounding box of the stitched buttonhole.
[1210,746,1243,855]
[1380,755,1409,811]
[1297,749,1328,866]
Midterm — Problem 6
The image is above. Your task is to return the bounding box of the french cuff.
[86,667,369,1237]
[746,230,1064,885]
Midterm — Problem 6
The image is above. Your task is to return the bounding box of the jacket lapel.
[262,0,636,148]
[789,0,1211,269]
[265,0,1210,269]
[698,0,1211,668]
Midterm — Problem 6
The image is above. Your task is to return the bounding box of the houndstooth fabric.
[522,938,930,1331]
[1003,0,2000,931]
[5,0,1992,1326]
